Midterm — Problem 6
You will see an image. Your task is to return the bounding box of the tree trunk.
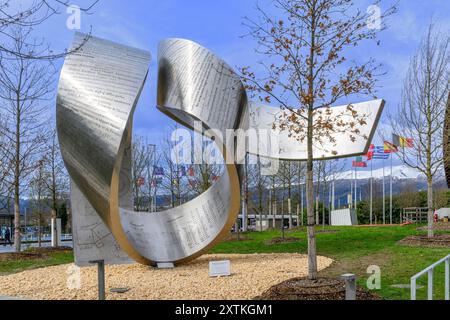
[316,195,320,225]
[288,198,292,229]
[14,196,20,252]
[51,208,59,247]
[306,105,317,280]
[281,199,285,239]
[288,180,292,229]
[306,1,318,280]
[427,178,434,238]
[14,94,21,253]
[38,216,42,248]
[306,157,317,280]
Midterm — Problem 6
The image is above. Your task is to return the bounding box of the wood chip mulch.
[417,222,450,232]
[224,234,252,242]
[398,234,450,248]
[254,277,382,300]
[0,252,46,262]
[25,247,73,254]
[0,254,333,300]
[264,237,301,245]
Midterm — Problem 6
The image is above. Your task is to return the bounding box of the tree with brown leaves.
[241,0,396,280]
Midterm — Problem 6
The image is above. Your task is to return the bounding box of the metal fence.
[411,254,450,300]
[401,207,429,224]
[20,233,72,242]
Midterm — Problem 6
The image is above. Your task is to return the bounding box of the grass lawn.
[0,224,448,300]
[211,224,450,300]
[0,250,74,275]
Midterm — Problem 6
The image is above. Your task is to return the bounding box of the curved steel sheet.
[57,34,244,265]
[57,33,385,266]
[248,99,385,160]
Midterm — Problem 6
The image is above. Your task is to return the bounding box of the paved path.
[0,241,73,253]
[0,296,24,300]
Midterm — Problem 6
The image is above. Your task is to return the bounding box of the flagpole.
[328,181,332,226]
[153,146,157,213]
[350,168,353,209]
[390,153,393,225]
[370,157,373,225]
[332,179,335,211]
[354,166,357,215]
[269,187,272,219]
[301,182,304,226]
[382,157,385,225]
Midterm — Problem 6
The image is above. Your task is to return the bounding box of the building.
[0,211,14,230]
[236,214,301,231]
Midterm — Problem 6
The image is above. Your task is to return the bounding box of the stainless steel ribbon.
[57,33,384,266]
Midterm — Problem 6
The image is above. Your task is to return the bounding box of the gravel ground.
[0,253,332,300]
[417,222,450,232]
[398,234,450,248]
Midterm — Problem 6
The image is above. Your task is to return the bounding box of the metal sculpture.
[57,33,384,266]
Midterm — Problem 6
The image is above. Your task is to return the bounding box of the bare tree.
[0,27,56,251]
[0,0,99,59]
[266,170,279,229]
[278,160,297,229]
[241,0,396,279]
[294,161,306,226]
[0,116,14,211]
[42,128,69,246]
[317,159,346,226]
[247,156,269,231]
[132,135,151,211]
[28,158,47,247]
[185,136,224,198]
[314,160,325,225]
[159,128,189,208]
[188,162,223,197]
[391,22,449,238]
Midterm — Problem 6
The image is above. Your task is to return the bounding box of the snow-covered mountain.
[340,165,426,180]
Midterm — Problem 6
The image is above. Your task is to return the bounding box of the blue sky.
[32,0,450,169]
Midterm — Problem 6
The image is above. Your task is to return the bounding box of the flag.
[153,166,165,176]
[136,177,145,187]
[188,179,197,187]
[373,146,390,159]
[180,166,187,177]
[393,134,414,148]
[352,161,367,168]
[151,177,163,187]
[383,141,398,153]
[187,166,195,177]
[353,156,367,167]
[366,144,374,161]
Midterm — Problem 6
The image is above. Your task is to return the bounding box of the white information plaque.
[209,260,231,277]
